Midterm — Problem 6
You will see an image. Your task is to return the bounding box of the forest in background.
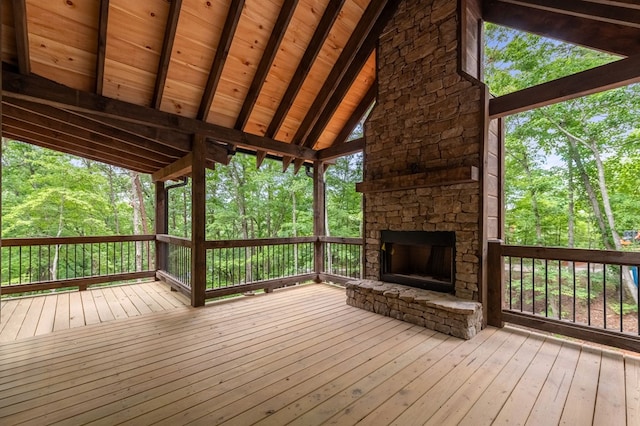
[1,140,363,241]
[485,24,640,251]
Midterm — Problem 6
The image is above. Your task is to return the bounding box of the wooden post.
[313,161,326,281]
[191,134,207,307]
[487,240,504,327]
[155,180,167,273]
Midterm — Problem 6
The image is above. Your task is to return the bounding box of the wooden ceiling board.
[28,34,96,92]
[160,0,230,117]
[25,0,99,91]
[102,0,169,105]
[101,59,157,105]
[243,0,329,137]
[274,0,370,142]
[206,0,284,125]
[314,50,374,149]
[1,0,17,66]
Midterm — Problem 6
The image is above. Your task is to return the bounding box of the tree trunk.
[130,172,142,271]
[50,197,65,281]
[567,158,575,248]
[107,166,120,234]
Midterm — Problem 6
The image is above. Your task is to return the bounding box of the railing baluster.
[587,263,591,326]
[603,263,607,330]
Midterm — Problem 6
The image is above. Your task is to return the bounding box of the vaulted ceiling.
[1,0,639,175]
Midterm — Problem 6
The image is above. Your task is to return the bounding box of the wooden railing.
[204,237,317,297]
[320,236,363,283]
[155,234,192,294]
[488,241,640,352]
[1,235,156,295]
[1,234,364,301]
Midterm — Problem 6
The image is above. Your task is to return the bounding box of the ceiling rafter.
[235,0,299,131]
[316,136,364,161]
[483,0,640,56]
[266,0,347,138]
[502,0,640,28]
[3,126,155,173]
[12,0,30,75]
[329,80,375,147]
[3,102,179,164]
[292,0,391,147]
[152,0,182,109]
[2,116,165,171]
[197,0,245,121]
[95,0,109,95]
[2,69,317,161]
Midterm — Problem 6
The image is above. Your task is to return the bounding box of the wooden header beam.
[489,55,640,119]
[152,153,193,182]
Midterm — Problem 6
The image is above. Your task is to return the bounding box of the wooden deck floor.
[0,281,190,342]
[0,283,639,425]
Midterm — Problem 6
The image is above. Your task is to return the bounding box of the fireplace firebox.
[380,230,455,293]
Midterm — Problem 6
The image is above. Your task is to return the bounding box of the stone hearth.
[346,280,482,339]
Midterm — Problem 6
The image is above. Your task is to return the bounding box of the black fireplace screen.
[380,230,455,292]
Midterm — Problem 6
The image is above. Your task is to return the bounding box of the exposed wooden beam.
[293,158,305,175]
[206,141,232,165]
[95,0,109,95]
[12,0,30,75]
[502,0,640,28]
[489,54,640,118]
[328,82,375,147]
[282,155,293,172]
[2,70,317,160]
[2,106,175,165]
[197,0,245,120]
[4,99,185,159]
[302,50,377,148]
[152,0,182,109]
[316,137,364,161]
[255,150,267,168]
[266,0,346,138]
[293,0,391,147]
[235,0,299,131]
[2,124,156,173]
[152,153,192,182]
[483,0,640,56]
[62,110,192,151]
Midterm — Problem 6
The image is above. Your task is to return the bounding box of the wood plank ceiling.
[1,0,639,175]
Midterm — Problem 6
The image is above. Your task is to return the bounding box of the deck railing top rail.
[2,235,156,247]
[501,244,640,266]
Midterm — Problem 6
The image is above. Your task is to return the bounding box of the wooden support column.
[313,161,326,281]
[487,240,504,327]
[155,180,168,273]
[191,134,207,306]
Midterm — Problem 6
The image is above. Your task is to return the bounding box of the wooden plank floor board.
[80,290,101,325]
[0,298,32,342]
[15,296,44,340]
[593,351,626,425]
[69,292,86,328]
[0,299,19,334]
[0,283,639,425]
[626,356,640,425]
[458,332,546,425]
[423,331,529,425]
[492,338,563,425]
[559,346,601,425]
[526,343,582,425]
[34,295,57,336]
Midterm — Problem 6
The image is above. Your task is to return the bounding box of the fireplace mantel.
[355,165,478,194]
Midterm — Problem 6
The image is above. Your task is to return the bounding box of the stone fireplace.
[348,0,500,339]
